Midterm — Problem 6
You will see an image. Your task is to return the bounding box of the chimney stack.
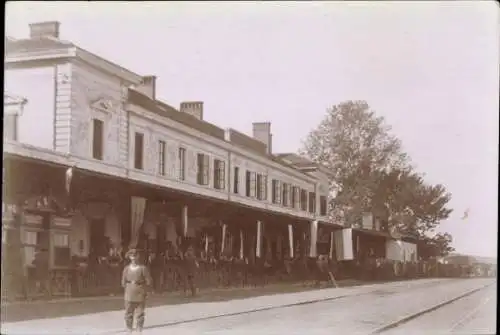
[180,101,204,120]
[252,122,273,155]
[29,21,60,39]
[137,75,156,100]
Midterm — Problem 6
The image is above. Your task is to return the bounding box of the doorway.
[89,218,106,258]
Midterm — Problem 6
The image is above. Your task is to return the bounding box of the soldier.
[316,254,338,288]
[183,243,199,297]
[122,249,152,334]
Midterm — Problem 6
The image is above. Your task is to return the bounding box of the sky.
[6,1,499,258]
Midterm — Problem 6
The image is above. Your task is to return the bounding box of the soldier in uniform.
[182,242,199,297]
[122,249,152,334]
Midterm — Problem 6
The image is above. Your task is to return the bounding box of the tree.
[370,168,453,236]
[300,100,409,226]
[300,100,453,240]
[418,232,455,260]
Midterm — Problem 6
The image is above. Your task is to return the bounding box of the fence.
[4,257,491,301]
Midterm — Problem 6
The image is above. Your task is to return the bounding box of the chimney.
[252,122,273,154]
[180,101,204,120]
[29,21,60,39]
[137,75,156,100]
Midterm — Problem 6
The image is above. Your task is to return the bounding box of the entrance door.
[89,218,106,257]
[156,223,166,255]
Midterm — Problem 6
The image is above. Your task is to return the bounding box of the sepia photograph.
[2,1,498,334]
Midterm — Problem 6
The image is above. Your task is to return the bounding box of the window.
[233,167,240,194]
[197,153,210,185]
[256,174,267,200]
[214,159,226,190]
[4,114,18,141]
[282,183,290,207]
[320,195,328,216]
[245,171,256,197]
[134,132,144,170]
[178,147,186,180]
[300,189,308,211]
[53,233,70,267]
[92,119,104,160]
[291,186,299,209]
[308,192,316,213]
[53,233,69,247]
[22,230,39,267]
[272,180,282,204]
[158,140,166,176]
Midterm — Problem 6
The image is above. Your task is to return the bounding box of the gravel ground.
[381,284,496,335]
[140,278,495,335]
[1,278,494,335]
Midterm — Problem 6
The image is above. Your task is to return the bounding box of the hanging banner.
[256,221,262,258]
[288,224,294,259]
[65,167,73,195]
[309,220,318,258]
[220,222,227,254]
[335,228,354,261]
[239,229,244,259]
[130,196,147,248]
[356,234,360,257]
[204,234,209,255]
[182,205,188,236]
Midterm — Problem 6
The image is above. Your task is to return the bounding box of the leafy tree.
[300,100,409,226]
[300,100,453,241]
[417,232,455,260]
[371,168,453,236]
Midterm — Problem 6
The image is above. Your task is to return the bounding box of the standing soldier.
[122,249,152,334]
[183,243,199,297]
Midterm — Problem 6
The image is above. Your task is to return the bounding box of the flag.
[461,209,469,221]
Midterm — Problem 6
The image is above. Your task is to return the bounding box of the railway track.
[371,280,496,334]
[109,278,465,334]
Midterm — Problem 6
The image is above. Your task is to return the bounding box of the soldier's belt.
[126,280,145,285]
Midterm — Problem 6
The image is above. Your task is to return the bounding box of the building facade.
[3,22,339,298]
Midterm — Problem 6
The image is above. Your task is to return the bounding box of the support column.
[256,220,262,258]
[309,220,318,258]
[276,233,282,260]
[288,224,294,259]
[329,231,335,259]
[266,234,272,260]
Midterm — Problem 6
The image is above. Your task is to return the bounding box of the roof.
[447,254,497,265]
[128,88,226,140]
[226,128,267,155]
[5,38,142,83]
[5,37,74,54]
[276,153,334,177]
[276,153,314,166]
[353,227,418,243]
[353,227,391,239]
[4,93,28,105]
[127,90,314,178]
